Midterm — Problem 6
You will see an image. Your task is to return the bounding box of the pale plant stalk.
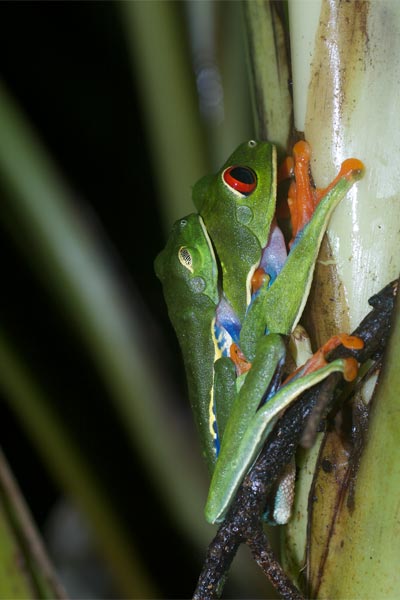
[243,0,400,596]
[282,1,400,597]
[243,0,292,149]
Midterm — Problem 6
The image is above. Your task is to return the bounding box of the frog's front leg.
[205,349,358,524]
[205,334,286,521]
[241,148,364,349]
[213,356,237,447]
[280,145,364,326]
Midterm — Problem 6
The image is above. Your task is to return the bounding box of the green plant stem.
[0,449,66,599]
[0,332,155,599]
[0,80,209,547]
[120,0,209,227]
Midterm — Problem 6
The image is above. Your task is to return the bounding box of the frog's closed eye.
[222,165,257,197]
[178,246,193,272]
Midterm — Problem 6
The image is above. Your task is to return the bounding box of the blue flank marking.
[212,297,241,456]
[213,417,220,456]
[265,267,278,287]
[216,315,240,344]
[211,399,220,456]
[214,298,241,355]
[289,223,306,251]
[214,322,233,356]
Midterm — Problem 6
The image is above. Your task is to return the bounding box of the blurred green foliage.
[0,1,264,598]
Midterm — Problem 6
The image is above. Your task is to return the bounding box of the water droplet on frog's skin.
[236,205,253,225]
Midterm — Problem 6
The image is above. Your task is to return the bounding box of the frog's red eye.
[223,166,257,196]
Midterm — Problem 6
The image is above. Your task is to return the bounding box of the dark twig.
[193,280,397,600]
[247,529,303,600]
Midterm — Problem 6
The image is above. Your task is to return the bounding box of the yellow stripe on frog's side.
[208,316,223,451]
[191,215,222,452]
[245,262,259,308]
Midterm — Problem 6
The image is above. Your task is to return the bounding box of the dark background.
[0,2,196,597]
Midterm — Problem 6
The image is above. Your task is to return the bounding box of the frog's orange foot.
[251,267,270,295]
[315,158,365,202]
[230,343,252,376]
[336,333,364,350]
[286,140,317,246]
[319,333,364,355]
[293,140,311,165]
[282,140,364,246]
[284,332,363,384]
[338,158,364,180]
[342,357,359,382]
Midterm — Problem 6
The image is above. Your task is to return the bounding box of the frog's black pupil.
[230,166,255,184]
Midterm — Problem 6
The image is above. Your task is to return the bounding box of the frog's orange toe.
[293,140,311,161]
[339,158,365,180]
[343,357,359,382]
[338,333,364,350]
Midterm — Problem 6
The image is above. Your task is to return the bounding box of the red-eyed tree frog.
[193,140,277,322]
[154,213,239,470]
[155,140,364,526]
[204,141,364,523]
